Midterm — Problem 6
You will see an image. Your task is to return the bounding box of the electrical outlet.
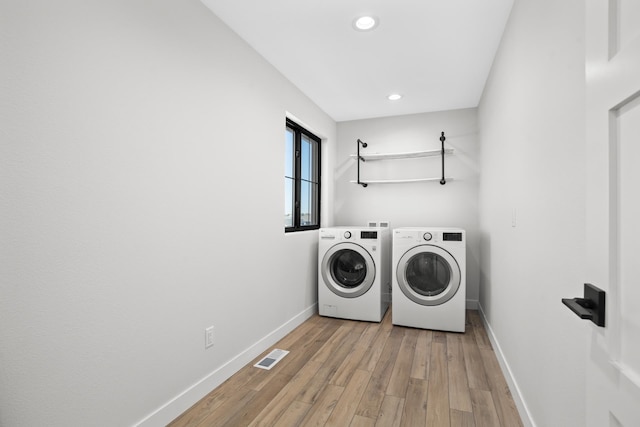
[205,326,214,349]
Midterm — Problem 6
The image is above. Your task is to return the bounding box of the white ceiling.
[201,0,514,122]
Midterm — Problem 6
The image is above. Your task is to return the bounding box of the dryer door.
[396,245,461,306]
[321,242,376,298]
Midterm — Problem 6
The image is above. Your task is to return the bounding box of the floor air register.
[254,349,289,370]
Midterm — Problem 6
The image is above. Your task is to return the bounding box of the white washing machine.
[392,228,466,332]
[318,227,391,322]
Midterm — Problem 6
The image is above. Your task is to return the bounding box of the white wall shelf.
[353,132,453,187]
[349,148,453,161]
[349,177,454,184]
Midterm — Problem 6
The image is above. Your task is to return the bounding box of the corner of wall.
[477,304,536,427]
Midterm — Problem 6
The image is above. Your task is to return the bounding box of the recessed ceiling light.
[388,93,402,101]
[353,16,378,31]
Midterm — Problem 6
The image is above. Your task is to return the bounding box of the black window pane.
[285,127,294,178]
[284,177,294,227]
[301,135,312,181]
[285,118,320,232]
[300,181,318,226]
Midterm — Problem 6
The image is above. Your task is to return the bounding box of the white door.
[585,1,640,425]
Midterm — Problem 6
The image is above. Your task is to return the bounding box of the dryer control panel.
[443,232,463,241]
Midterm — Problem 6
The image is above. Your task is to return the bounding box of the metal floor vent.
[254,349,289,370]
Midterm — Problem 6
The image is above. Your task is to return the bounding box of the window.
[285,118,321,232]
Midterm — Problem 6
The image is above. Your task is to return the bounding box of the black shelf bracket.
[440,131,447,185]
[356,139,368,187]
[562,283,606,327]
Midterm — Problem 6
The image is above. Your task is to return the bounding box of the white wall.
[335,109,480,305]
[477,0,586,425]
[0,1,335,426]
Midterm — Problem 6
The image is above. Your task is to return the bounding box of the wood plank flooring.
[169,309,523,427]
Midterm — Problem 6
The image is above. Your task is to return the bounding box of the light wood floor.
[169,309,523,427]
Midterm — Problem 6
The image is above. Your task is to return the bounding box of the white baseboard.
[466,299,479,310]
[476,304,536,427]
[134,303,317,427]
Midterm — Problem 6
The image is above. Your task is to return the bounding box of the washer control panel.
[320,228,383,242]
[423,232,433,241]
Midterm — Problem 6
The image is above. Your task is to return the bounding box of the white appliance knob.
[344,231,352,239]
[423,232,433,241]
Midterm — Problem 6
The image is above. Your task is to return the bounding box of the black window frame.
[285,118,321,233]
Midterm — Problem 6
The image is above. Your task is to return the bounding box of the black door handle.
[562,283,605,327]
[574,298,594,309]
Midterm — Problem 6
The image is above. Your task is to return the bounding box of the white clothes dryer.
[392,228,466,332]
[318,227,391,322]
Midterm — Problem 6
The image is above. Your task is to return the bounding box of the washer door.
[396,245,461,306]
[321,242,376,298]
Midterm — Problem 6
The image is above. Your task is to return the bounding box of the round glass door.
[330,249,367,288]
[396,245,460,306]
[321,243,375,298]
